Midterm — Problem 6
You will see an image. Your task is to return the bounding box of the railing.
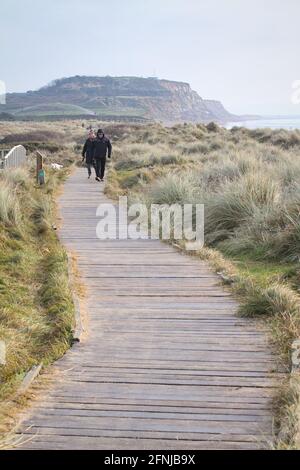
[0,145,27,169]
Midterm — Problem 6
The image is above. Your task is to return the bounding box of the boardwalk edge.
[15,363,43,398]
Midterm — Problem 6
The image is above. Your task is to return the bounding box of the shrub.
[182,142,209,154]
[31,193,52,234]
[2,168,30,189]
[205,174,279,237]
[206,122,219,132]
[0,183,20,227]
[239,283,300,318]
[197,161,241,187]
[119,173,141,189]
[159,154,180,165]
[267,213,300,262]
[114,158,145,171]
[147,173,196,205]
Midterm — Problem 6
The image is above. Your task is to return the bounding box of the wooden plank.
[41,396,274,410]
[27,407,272,423]
[19,414,271,434]
[53,374,280,388]
[15,434,264,450]
[30,402,273,415]
[54,360,282,373]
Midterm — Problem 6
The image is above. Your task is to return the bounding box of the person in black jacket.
[93,129,112,182]
[82,130,96,178]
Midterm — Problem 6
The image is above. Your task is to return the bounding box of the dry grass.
[0,143,77,441]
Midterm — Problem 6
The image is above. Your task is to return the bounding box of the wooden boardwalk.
[15,168,283,449]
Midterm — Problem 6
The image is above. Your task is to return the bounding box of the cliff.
[0,76,239,123]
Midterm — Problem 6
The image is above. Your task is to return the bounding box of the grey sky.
[1,0,300,115]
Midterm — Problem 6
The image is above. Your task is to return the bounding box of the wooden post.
[36,151,45,185]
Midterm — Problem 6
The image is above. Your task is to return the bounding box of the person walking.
[93,129,112,182]
[82,130,96,178]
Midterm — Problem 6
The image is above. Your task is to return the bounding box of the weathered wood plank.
[15,434,264,450]
[29,402,273,415]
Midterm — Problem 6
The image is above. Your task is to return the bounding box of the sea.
[225,117,300,130]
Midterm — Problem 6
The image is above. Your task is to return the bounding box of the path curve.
[15,168,282,450]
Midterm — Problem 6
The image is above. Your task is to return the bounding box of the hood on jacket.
[97,129,105,138]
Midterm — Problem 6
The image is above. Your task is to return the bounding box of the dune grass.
[0,161,75,434]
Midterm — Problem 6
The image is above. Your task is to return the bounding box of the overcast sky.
[1,0,300,115]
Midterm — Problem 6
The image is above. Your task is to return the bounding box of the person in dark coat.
[93,129,112,182]
[82,130,96,178]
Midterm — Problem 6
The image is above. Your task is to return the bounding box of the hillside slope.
[0,76,239,123]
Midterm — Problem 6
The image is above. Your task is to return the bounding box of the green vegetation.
[0,155,75,429]
[14,103,95,117]
[107,123,300,266]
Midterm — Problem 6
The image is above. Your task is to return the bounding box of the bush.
[31,194,52,234]
[119,173,141,189]
[114,158,145,171]
[182,142,209,154]
[206,122,219,132]
[2,168,30,189]
[239,283,300,318]
[197,161,241,187]
[267,213,300,262]
[0,183,20,227]
[204,174,279,239]
[148,173,196,205]
[159,154,179,165]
